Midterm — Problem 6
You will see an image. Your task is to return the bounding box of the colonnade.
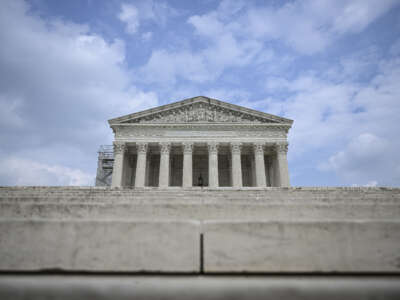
[111,141,290,188]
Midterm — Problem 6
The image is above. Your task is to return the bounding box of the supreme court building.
[103,96,293,188]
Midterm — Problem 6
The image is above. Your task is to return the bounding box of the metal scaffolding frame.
[95,145,114,186]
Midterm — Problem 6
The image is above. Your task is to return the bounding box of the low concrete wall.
[0,220,199,272]
[0,187,399,274]
[204,221,400,272]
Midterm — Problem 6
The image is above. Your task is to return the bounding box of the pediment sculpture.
[122,102,276,124]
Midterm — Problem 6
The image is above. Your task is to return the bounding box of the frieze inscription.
[115,127,287,138]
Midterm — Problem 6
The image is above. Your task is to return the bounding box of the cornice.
[111,123,292,130]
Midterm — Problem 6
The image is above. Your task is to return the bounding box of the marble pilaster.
[230,142,243,188]
[253,142,266,187]
[275,142,290,187]
[135,142,148,188]
[159,142,171,188]
[182,142,193,188]
[208,142,219,188]
[111,142,126,187]
[266,154,274,187]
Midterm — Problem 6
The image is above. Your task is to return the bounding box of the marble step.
[1,188,398,196]
[1,188,399,207]
[0,190,400,199]
[1,197,399,206]
[1,187,398,193]
[1,202,399,220]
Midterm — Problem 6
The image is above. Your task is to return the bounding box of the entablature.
[112,123,290,140]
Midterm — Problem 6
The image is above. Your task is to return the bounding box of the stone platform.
[1,186,400,273]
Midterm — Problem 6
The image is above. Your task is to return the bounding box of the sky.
[0,0,400,187]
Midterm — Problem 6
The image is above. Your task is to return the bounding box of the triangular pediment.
[109,96,293,125]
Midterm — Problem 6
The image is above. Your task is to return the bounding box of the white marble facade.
[109,96,293,188]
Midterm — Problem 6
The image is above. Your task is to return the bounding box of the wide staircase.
[1,186,399,221]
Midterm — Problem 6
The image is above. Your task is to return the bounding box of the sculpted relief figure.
[126,101,272,124]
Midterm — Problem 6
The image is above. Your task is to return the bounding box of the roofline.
[108,96,294,125]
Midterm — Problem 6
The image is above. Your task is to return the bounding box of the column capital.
[160,142,171,154]
[136,142,148,154]
[113,142,127,155]
[275,142,289,154]
[183,142,194,154]
[208,141,219,154]
[230,142,242,154]
[253,142,265,155]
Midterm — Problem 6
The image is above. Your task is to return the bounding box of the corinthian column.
[182,142,193,187]
[230,142,242,188]
[135,142,148,188]
[275,142,290,187]
[111,142,126,187]
[253,142,266,187]
[208,142,219,188]
[159,142,171,188]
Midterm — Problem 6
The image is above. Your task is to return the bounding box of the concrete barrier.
[203,220,400,273]
[1,187,400,274]
[0,220,200,272]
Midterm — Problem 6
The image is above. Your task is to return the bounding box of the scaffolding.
[95,145,114,186]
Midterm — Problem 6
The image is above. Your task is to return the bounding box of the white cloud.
[263,75,358,155]
[389,39,400,56]
[205,88,251,105]
[319,133,397,186]
[0,95,24,129]
[141,31,153,41]
[320,46,381,83]
[141,49,211,85]
[245,3,329,54]
[145,0,179,25]
[0,157,93,186]
[332,0,396,34]
[0,0,158,185]
[118,3,139,34]
[320,133,387,171]
[118,1,178,35]
[265,77,291,91]
[141,2,265,85]
[218,0,246,19]
[141,0,398,86]
[262,51,400,186]
[244,0,398,54]
[188,12,224,38]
